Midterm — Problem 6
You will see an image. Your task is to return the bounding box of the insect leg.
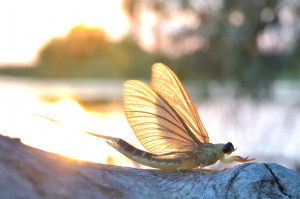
[233,156,255,163]
[221,155,255,164]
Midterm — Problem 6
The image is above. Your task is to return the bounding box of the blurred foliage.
[122,0,300,95]
[1,0,300,97]
[36,25,157,78]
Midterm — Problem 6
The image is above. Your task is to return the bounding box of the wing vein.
[126,111,186,133]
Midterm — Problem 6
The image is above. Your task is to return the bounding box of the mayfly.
[37,63,254,171]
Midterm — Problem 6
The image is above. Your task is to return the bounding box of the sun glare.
[0,0,129,65]
[0,92,140,167]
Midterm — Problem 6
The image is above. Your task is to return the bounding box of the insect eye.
[223,142,234,153]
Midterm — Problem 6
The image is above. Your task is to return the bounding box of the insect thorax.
[195,143,224,167]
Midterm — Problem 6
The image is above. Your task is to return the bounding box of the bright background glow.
[0,0,141,168]
[0,0,128,65]
[0,76,145,168]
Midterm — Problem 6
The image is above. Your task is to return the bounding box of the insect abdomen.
[108,138,154,162]
[115,139,153,160]
[107,137,197,170]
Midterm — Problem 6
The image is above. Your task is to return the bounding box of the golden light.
[139,11,156,51]
[0,88,141,167]
[0,0,129,65]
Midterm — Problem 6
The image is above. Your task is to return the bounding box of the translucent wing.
[151,63,209,143]
[124,80,202,154]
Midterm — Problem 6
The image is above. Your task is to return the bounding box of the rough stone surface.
[0,134,299,199]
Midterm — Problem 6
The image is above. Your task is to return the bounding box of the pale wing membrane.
[151,63,209,143]
[124,80,199,153]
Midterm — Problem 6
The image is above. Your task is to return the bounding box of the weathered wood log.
[0,134,299,199]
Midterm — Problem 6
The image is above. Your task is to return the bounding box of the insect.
[84,63,255,171]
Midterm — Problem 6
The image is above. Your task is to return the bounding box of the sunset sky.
[0,0,129,66]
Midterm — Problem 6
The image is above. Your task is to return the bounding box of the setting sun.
[0,0,128,65]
